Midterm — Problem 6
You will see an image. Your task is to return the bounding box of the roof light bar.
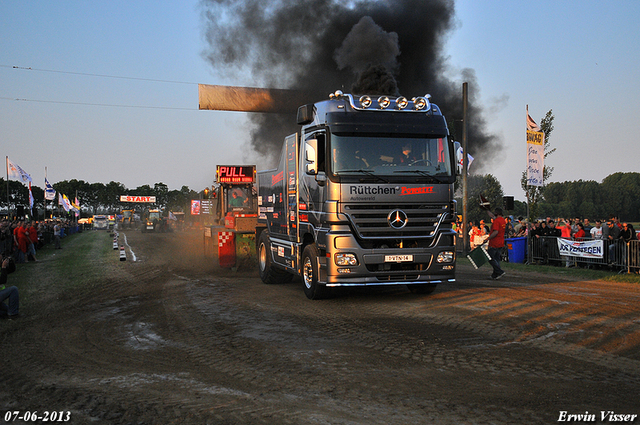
[336,92,435,112]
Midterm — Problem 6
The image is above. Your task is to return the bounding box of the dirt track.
[1,229,639,424]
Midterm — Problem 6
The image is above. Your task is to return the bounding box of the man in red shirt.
[26,221,38,262]
[486,207,506,280]
[13,221,28,264]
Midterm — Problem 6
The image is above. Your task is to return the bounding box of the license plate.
[385,255,413,262]
[147,225,154,230]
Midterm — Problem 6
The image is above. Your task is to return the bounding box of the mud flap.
[317,255,327,284]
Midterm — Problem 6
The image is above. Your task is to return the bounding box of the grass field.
[6,230,116,316]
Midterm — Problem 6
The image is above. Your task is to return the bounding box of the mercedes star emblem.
[388,209,408,229]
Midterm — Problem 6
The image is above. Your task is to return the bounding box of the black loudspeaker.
[16,206,24,216]
[32,207,38,218]
[503,196,514,210]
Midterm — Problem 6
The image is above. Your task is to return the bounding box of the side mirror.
[305,139,318,175]
[453,141,463,176]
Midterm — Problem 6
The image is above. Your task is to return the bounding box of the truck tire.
[258,232,291,284]
[302,243,329,300]
[407,283,438,294]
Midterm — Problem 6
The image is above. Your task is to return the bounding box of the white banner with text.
[557,238,604,259]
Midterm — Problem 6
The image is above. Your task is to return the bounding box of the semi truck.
[257,90,460,299]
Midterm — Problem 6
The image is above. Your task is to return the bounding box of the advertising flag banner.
[526,106,544,187]
[557,238,604,259]
[44,178,56,200]
[7,158,32,183]
[71,197,80,217]
[63,194,78,213]
[527,130,544,186]
[59,193,69,212]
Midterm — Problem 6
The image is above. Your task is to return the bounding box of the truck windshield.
[330,134,452,177]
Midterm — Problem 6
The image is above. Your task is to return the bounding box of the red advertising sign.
[191,200,201,215]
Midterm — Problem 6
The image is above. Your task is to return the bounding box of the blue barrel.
[505,237,526,263]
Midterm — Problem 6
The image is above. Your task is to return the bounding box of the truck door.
[285,133,299,242]
[300,131,325,229]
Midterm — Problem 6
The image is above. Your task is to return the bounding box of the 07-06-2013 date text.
[4,411,71,422]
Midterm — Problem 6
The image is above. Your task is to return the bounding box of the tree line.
[457,171,640,225]
[538,172,640,221]
[5,171,639,223]
[1,179,202,218]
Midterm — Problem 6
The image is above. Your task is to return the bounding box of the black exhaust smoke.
[201,0,501,168]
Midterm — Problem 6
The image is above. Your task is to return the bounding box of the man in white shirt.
[53,221,62,249]
[590,220,603,240]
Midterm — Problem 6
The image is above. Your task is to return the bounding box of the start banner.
[557,238,604,259]
[120,195,156,203]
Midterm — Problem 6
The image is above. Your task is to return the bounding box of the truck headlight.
[436,251,454,263]
[335,253,358,266]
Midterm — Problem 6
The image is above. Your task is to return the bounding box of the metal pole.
[5,157,9,219]
[462,83,469,255]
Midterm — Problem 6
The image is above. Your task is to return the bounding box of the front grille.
[344,203,450,239]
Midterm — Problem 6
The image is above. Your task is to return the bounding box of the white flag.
[59,193,70,212]
[45,178,56,201]
[456,146,475,171]
[29,182,34,209]
[7,158,32,183]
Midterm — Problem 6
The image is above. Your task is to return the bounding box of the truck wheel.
[302,244,329,300]
[258,232,291,284]
[407,283,438,294]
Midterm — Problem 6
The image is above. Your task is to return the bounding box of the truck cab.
[257,91,458,299]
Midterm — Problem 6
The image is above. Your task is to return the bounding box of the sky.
[1,0,639,200]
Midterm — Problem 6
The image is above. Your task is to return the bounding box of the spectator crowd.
[1,218,82,319]
[458,215,639,272]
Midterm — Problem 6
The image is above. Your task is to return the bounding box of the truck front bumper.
[320,234,456,287]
